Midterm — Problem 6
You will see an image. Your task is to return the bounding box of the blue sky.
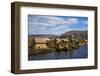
[28,15,88,35]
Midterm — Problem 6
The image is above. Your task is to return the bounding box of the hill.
[29,30,87,39]
[61,30,87,39]
[29,34,59,38]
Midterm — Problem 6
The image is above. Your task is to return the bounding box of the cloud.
[28,16,79,27]
[28,15,87,35]
[83,20,88,25]
[66,18,79,25]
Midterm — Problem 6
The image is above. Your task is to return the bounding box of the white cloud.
[66,18,79,25]
[28,16,79,27]
[28,15,87,35]
[83,20,88,25]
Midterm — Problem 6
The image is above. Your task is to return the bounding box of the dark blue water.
[28,45,88,60]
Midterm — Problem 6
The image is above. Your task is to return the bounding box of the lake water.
[28,44,88,60]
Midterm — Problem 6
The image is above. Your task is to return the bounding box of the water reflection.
[28,44,88,60]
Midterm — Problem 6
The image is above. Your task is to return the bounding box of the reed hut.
[34,38,50,49]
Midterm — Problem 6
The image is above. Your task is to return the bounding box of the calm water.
[28,44,88,60]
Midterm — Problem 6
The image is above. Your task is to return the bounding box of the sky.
[28,15,88,35]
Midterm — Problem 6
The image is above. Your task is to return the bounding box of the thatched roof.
[34,38,50,43]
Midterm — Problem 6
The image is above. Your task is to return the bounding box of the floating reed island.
[28,35,87,55]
